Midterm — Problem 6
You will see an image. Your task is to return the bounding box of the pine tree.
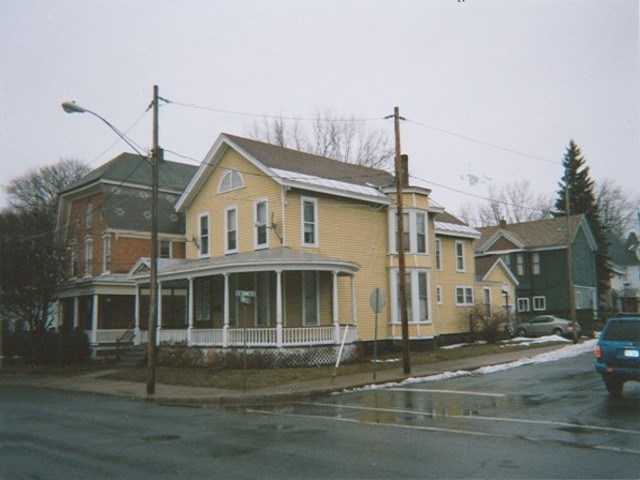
[554,140,610,311]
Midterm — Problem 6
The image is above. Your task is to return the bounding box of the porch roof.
[132,247,360,282]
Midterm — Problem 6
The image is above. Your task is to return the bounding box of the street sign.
[369,288,386,314]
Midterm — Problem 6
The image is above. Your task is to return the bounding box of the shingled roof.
[476,214,592,253]
[224,134,395,188]
[60,153,197,235]
[177,133,397,211]
[61,153,196,194]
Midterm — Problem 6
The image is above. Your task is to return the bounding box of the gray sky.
[1,0,638,215]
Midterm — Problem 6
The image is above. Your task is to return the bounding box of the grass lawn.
[1,339,570,391]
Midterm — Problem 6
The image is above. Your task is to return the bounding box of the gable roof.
[176,133,396,211]
[475,214,596,253]
[475,254,519,285]
[606,231,639,268]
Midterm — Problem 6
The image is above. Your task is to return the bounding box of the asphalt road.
[1,352,639,479]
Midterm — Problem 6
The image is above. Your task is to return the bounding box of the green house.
[475,215,598,328]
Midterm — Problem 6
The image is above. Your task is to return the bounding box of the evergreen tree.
[554,140,610,311]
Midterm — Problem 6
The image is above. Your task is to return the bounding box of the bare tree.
[1,158,89,332]
[459,180,553,227]
[7,158,89,215]
[248,108,394,170]
[596,179,640,238]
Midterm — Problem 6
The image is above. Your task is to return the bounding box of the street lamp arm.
[61,101,148,160]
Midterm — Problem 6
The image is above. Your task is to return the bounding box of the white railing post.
[187,277,194,346]
[223,273,229,348]
[333,271,340,344]
[156,281,162,346]
[134,285,141,345]
[276,269,283,347]
[91,294,99,345]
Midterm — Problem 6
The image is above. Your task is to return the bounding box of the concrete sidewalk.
[0,343,571,407]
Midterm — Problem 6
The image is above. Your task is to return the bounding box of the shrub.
[468,303,509,344]
[3,328,90,365]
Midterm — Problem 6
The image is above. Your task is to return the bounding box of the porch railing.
[88,325,357,348]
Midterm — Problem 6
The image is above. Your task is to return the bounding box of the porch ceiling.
[144,247,360,282]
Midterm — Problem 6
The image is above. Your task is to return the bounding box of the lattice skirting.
[158,343,361,368]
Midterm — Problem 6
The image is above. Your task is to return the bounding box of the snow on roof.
[271,167,390,203]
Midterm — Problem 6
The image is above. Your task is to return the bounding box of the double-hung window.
[84,236,93,277]
[198,214,209,257]
[532,252,541,275]
[435,238,442,270]
[102,234,111,273]
[455,241,465,271]
[393,270,430,323]
[302,198,318,247]
[517,297,530,312]
[255,200,268,249]
[225,206,238,254]
[516,253,524,275]
[416,212,427,254]
[392,210,428,254]
[533,296,546,311]
[455,286,474,306]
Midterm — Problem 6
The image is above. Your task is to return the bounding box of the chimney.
[499,218,507,228]
[400,154,409,187]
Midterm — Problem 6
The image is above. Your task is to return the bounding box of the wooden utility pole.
[392,106,410,374]
[147,85,161,395]
[565,184,578,344]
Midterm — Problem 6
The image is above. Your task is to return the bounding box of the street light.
[62,86,161,395]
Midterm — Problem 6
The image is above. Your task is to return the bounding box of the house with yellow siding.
[129,133,490,365]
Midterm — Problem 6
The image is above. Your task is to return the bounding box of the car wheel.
[604,378,623,397]
[552,328,563,336]
[516,328,526,337]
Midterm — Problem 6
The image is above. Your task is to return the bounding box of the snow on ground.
[343,338,597,393]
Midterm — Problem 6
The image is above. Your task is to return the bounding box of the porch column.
[73,297,80,329]
[91,294,99,345]
[223,273,229,347]
[351,274,357,326]
[187,277,194,346]
[134,285,141,346]
[333,271,340,344]
[156,281,162,346]
[276,269,283,347]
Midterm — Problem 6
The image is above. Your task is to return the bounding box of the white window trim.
[455,285,474,306]
[225,205,238,254]
[198,213,210,258]
[455,241,465,272]
[390,269,432,324]
[254,199,269,250]
[533,295,546,311]
[516,253,524,276]
[436,285,443,305]
[435,238,442,271]
[533,252,541,275]
[218,169,244,193]
[84,236,93,278]
[389,210,429,255]
[301,197,318,247]
[102,234,111,274]
[517,297,530,312]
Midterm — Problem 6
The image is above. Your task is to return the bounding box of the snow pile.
[343,339,597,393]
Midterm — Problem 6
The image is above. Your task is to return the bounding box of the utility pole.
[565,184,578,344]
[147,85,161,395]
[391,106,410,374]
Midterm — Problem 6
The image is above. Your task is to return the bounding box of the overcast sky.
[1,0,638,217]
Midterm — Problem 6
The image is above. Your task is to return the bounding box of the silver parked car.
[515,315,581,338]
